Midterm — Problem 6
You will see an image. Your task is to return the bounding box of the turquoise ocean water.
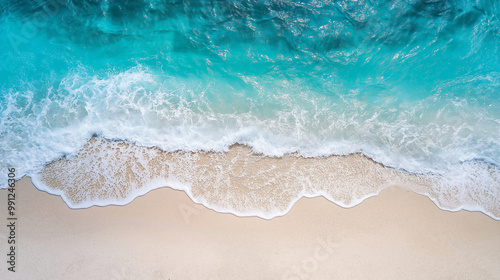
[1,0,499,216]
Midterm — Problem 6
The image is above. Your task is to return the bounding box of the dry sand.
[1,177,499,280]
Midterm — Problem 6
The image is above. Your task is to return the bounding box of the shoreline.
[33,137,499,220]
[35,137,432,218]
[29,173,500,222]
[1,177,499,279]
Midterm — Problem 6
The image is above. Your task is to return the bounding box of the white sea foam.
[1,68,499,219]
[3,68,497,169]
[425,161,500,216]
[30,137,499,220]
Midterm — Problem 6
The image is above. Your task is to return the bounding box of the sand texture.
[1,177,499,280]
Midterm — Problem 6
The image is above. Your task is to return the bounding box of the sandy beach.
[1,176,499,280]
[2,1,499,279]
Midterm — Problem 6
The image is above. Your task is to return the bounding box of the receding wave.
[33,137,499,219]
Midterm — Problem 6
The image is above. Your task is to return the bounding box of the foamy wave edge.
[28,137,500,220]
